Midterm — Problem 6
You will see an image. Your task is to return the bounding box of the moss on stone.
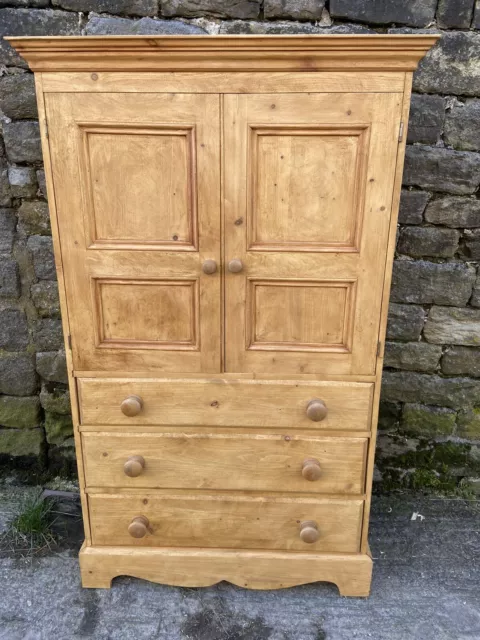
[0,428,44,456]
[403,403,456,436]
[44,412,73,445]
[0,396,41,429]
[457,407,480,439]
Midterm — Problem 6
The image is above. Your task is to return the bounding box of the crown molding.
[6,34,440,73]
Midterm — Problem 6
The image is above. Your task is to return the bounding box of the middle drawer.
[82,433,367,494]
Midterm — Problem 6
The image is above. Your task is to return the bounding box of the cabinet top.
[6,34,439,73]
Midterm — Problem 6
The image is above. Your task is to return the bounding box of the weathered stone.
[407,94,445,145]
[40,384,70,414]
[44,411,73,445]
[18,200,50,236]
[0,257,20,298]
[382,371,480,409]
[53,0,157,16]
[85,14,206,34]
[34,318,63,351]
[425,196,480,228]
[0,353,37,395]
[8,166,37,198]
[398,226,459,258]
[402,403,457,436]
[386,303,425,342]
[3,122,42,164]
[398,190,430,225]
[391,260,476,306]
[31,281,60,318]
[27,236,55,280]
[378,401,401,431]
[465,229,480,260]
[36,350,68,384]
[0,427,44,457]
[424,306,480,346]
[403,145,480,195]
[457,408,480,439]
[220,20,373,34]
[472,276,480,309]
[161,0,260,18]
[444,100,480,152]
[384,341,441,372]
[0,72,37,119]
[36,169,47,199]
[474,0,480,28]
[442,347,480,377]
[0,9,81,67]
[48,439,76,476]
[0,209,16,252]
[329,0,436,26]
[0,308,28,351]
[0,156,11,207]
[264,0,325,20]
[0,0,49,6]
[0,395,40,428]
[437,0,475,28]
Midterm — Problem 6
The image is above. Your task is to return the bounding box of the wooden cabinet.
[9,34,438,596]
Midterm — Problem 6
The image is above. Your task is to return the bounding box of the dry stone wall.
[0,0,479,492]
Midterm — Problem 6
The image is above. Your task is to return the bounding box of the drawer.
[89,493,363,552]
[82,433,367,494]
[78,377,373,430]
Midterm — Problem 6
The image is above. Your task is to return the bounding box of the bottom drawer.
[89,493,363,553]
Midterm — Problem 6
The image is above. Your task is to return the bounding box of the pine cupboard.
[8,35,438,596]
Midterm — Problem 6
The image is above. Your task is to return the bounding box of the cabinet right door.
[224,93,403,375]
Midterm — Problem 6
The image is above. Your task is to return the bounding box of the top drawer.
[78,377,373,430]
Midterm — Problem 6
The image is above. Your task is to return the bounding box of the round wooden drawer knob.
[302,458,322,481]
[228,259,243,273]
[202,259,217,275]
[121,395,143,417]
[299,520,320,544]
[128,515,150,539]
[306,399,328,422]
[124,455,145,478]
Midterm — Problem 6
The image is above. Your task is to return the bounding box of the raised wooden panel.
[81,124,196,251]
[89,493,363,552]
[248,279,356,353]
[249,126,369,252]
[93,278,198,350]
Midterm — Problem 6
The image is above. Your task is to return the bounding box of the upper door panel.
[46,93,221,373]
[224,93,402,375]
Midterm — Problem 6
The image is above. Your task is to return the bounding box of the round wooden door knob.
[121,395,143,417]
[299,520,320,544]
[202,259,217,275]
[302,458,322,481]
[124,455,145,478]
[128,515,150,539]
[306,399,328,422]
[228,259,243,273]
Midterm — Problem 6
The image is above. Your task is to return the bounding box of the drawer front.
[78,377,373,430]
[83,433,367,494]
[89,493,363,552]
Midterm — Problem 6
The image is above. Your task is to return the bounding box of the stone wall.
[0,0,479,492]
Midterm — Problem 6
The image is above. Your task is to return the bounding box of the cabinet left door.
[45,93,221,374]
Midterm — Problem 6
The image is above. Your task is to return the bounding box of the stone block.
[8,166,37,198]
[52,0,157,16]
[0,72,37,119]
[34,318,64,351]
[397,226,459,258]
[382,371,480,409]
[0,0,49,6]
[161,0,260,19]
[0,257,20,298]
[437,0,475,28]
[0,209,16,252]
[407,94,444,145]
[384,341,441,372]
[0,427,44,457]
[31,281,60,317]
[442,346,480,377]
[0,395,40,428]
[398,190,430,225]
[264,0,325,20]
[329,0,437,26]
[457,408,480,439]
[36,169,47,199]
[391,260,476,306]
[3,121,42,164]
[40,384,70,414]
[424,196,480,228]
[424,306,480,346]
[220,21,374,34]
[0,353,37,395]
[27,235,56,280]
[475,0,480,28]
[0,158,11,207]
[18,200,50,236]
[386,303,425,342]
[85,14,206,34]
[378,401,401,431]
[44,410,73,445]
[465,229,480,260]
[444,100,480,152]
[0,308,28,351]
[402,403,457,436]
[36,350,68,383]
[403,145,480,196]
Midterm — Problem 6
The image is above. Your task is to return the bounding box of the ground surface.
[0,493,478,640]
